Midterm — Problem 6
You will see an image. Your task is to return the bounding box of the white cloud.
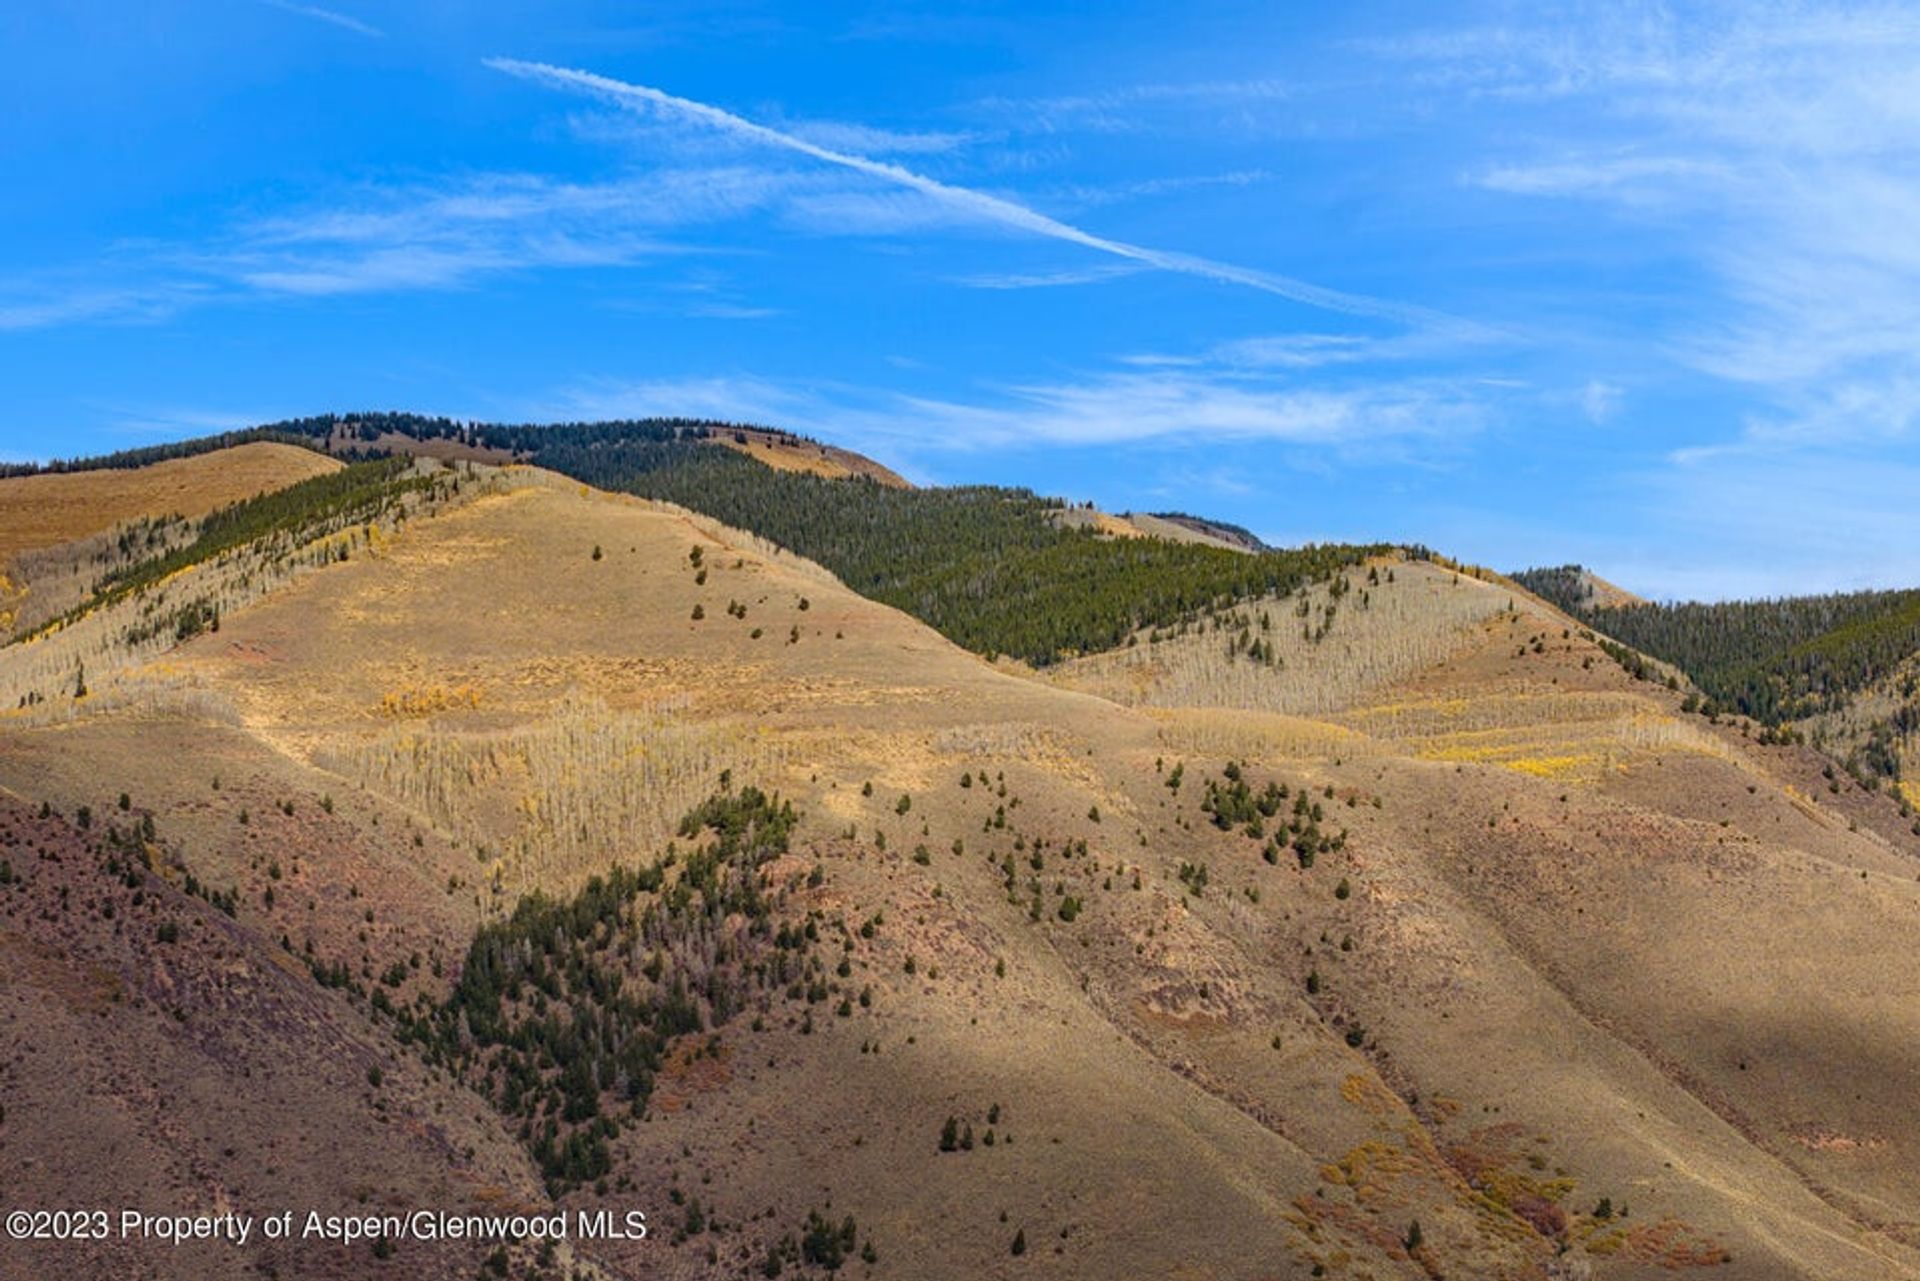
[528,376,818,432]
[779,187,983,236]
[0,57,1459,339]
[1475,155,1729,200]
[1389,4,1920,458]
[539,352,1492,464]
[0,274,218,331]
[687,303,781,320]
[973,79,1295,136]
[1046,170,1276,208]
[0,287,178,331]
[1580,379,1621,424]
[781,120,982,156]
[876,372,1485,451]
[246,168,795,246]
[1207,333,1397,369]
[260,0,384,39]
[0,170,785,322]
[92,406,280,439]
[952,263,1145,290]
[1120,329,1465,372]
[484,58,1466,330]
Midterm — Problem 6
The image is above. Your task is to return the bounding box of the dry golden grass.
[1579,568,1646,608]
[0,442,340,567]
[6,458,1920,1280]
[1344,681,1798,787]
[1052,558,1510,716]
[1087,510,1147,539]
[1117,510,1251,551]
[1051,506,1150,540]
[320,692,786,894]
[0,455,473,720]
[1146,705,1375,762]
[716,426,909,486]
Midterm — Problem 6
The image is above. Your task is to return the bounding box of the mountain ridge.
[3,429,1919,1279]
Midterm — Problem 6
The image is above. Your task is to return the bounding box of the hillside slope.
[0,440,340,568]
[0,792,546,1281]
[0,442,343,639]
[2,459,1918,1279]
[1512,566,1920,796]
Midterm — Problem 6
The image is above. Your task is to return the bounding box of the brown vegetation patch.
[650,1037,736,1113]
[0,926,125,1013]
[715,427,909,486]
[0,442,340,567]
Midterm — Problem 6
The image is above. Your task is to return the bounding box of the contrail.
[262,0,385,38]
[484,57,1466,331]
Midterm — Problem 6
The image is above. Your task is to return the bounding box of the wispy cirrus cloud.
[90,405,282,440]
[686,302,781,320]
[0,284,203,332]
[1622,450,1920,598]
[973,79,1294,135]
[1392,3,1920,453]
[242,168,794,250]
[875,371,1486,453]
[260,0,384,39]
[1121,328,1461,372]
[528,374,819,435]
[951,262,1144,290]
[567,105,985,160]
[534,341,1496,465]
[484,58,1466,331]
[1048,169,1275,208]
[1475,154,1730,201]
[0,56,1457,341]
[1580,379,1622,425]
[780,119,983,156]
[0,169,786,322]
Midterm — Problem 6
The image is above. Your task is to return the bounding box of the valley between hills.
[3,418,1919,1281]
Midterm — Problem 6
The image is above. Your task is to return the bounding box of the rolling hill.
[1514,565,1920,797]
[2,427,1919,1280]
[0,441,343,638]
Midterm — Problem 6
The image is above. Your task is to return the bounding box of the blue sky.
[3,1,1917,599]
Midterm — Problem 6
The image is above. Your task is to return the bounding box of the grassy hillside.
[0,427,330,479]
[0,455,468,720]
[1141,510,1270,551]
[16,456,438,648]
[0,440,341,570]
[0,791,542,1281]
[1514,565,1920,783]
[9,464,1920,1278]
[71,413,1387,666]
[1588,591,1920,721]
[556,440,1384,664]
